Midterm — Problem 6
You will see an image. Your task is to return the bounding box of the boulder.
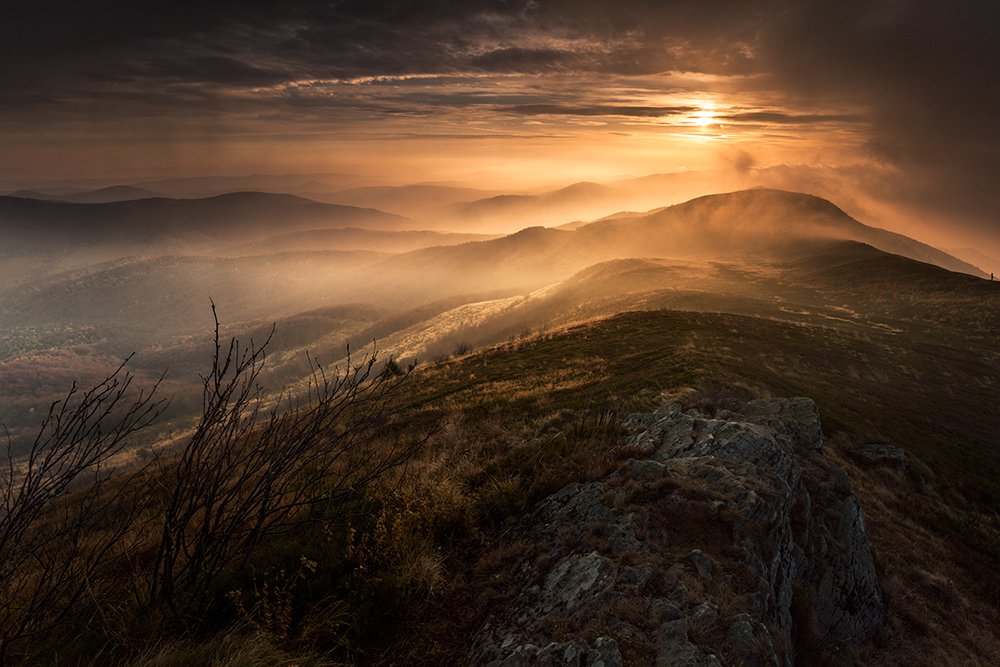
[849,443,909,473]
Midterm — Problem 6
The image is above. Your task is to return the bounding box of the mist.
[3,177,993,460]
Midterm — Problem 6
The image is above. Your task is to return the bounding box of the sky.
[2,0,999,254]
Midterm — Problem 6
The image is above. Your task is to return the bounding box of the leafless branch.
[0,360,166,662]
[148,307,425,617]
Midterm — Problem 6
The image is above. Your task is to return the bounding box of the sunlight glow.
[690,109,718,127]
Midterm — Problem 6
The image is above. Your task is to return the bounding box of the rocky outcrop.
[849,443,909,473]
[470,398,882,666]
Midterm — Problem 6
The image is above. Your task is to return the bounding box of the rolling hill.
[218,227,498,256]
[428,170,740,231]
[2,189,986,355]
[0,192,418,257]
[53,185,169,203]
[570,189,985,276]
[6,185,170,204]
[305,184,500,218]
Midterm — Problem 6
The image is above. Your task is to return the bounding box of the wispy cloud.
[501,104,698,117]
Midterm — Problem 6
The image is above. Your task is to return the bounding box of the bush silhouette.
[0,304,424,661]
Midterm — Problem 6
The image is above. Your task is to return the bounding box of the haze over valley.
[2,180,997,462]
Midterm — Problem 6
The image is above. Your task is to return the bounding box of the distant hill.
[431,170,739,231]
[369,226,580,296]
[387,189,984,288]
[5,190,67,201]
[306,184,499,218]
[434,182,616,230]
[572,189,986,277]
[946,247,1000,277]
[132,173,371,199]
[219,227,499,256]
[57,185,168,203]
[5,185,168,202]
[3,187,990,363]
[351,236,1000,376]
[0,192,419,255]
[0,250,392,346]
[792,243,1000,336]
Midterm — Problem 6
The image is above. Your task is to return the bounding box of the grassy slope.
[408,306,1000,510]
[7,306,1000,666]
[366,307,1000,665]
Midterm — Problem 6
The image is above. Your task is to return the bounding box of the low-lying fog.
[2,178,997,462]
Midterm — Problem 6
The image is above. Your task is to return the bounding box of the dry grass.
[7,307,1000,666]
[114,634,342,667]
[813,433,1000,667]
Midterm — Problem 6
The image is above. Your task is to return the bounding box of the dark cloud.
[149,56,293,86]
[3,1,994,90]
[720,112,868,125]
[471,48,575,73]
[0,0,768,94]
[754,0,1000,229]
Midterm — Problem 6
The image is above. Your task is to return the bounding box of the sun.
[689,108,717,127]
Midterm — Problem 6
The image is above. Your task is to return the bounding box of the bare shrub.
[1,302,427,660]
[0,360,165,663]
[148,305,427,618]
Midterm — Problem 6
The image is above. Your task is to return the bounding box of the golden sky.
[2,1,998,254]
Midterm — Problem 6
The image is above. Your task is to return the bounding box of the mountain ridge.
[575,188,985,276]
[0,191,419,255]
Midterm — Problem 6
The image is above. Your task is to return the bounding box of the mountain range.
[0,192,416,256]
[2,186,994,407]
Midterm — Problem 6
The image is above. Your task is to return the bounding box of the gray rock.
[691,601,719,626]
[622,563,654,590]
[471,397,882,666]
[726,614,781,667]
[542,552,617,614]
[850,443,909,472]
[741,397,824,449]
[656,618,722,667]
[687,550,714,580]
[592,637,625,667]
[807,495,883,639]
[651,598,685,622]
[501,636,623,667]
[724,614,755,656]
